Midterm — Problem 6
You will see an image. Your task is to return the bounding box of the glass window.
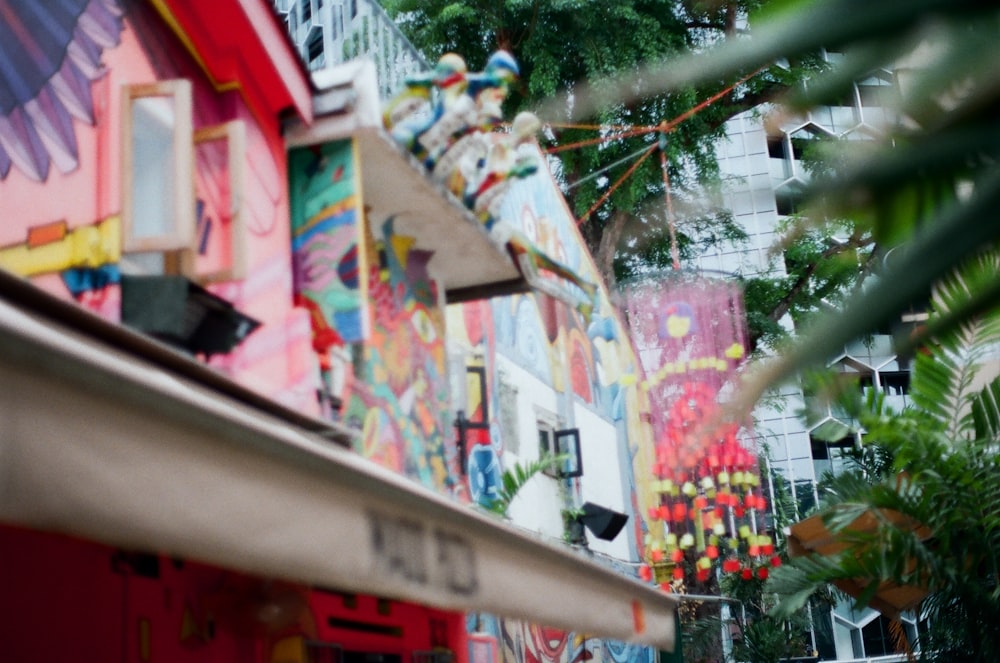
[540,426,582,478]
[121,80,194,271]
[192,121,247,284]
[308,31,325,67]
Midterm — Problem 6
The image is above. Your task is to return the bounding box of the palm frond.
[909,250,1000,440]
[486,453,568,516]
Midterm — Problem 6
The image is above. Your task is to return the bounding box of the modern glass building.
[698,55,919,660]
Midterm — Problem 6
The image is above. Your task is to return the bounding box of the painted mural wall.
[342,212,456,493]
[0,3,470,660]
[286,135,457,492]
[447,149,659,663]
[0,0,319,413]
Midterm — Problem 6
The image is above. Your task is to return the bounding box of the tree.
[767,250,1000,660]
[380,0,814,295]
[560,0,1000,405]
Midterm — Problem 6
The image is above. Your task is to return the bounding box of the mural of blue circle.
[468,445,501,506]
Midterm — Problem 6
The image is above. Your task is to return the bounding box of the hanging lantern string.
[658,66,763,134]
[576,144,657,226]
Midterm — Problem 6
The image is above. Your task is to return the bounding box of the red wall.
[0,526,467,663]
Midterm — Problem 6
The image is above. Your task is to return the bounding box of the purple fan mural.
[0,0,123,181]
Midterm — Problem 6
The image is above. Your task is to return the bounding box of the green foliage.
[381,0,814,288]
[587,0,1000,410]
[766,250,1000,660]
[485,453,567,516]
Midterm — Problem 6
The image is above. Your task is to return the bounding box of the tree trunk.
[593,209,631,291]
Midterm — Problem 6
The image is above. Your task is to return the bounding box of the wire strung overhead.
[538,68,764,250]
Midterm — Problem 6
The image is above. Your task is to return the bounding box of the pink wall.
[0,1,318,413]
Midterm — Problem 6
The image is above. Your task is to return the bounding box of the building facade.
[0,1,678,661]
[274,0,424,99]
[699,59,916,660]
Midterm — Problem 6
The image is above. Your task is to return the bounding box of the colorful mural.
[338,214,456,492]
[470,614,656,663]
[0,0,124,182]
[0,0,319,409]
[289,139,369,350]
[448,149,658,663]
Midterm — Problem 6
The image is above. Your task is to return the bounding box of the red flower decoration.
[757,567,769,580]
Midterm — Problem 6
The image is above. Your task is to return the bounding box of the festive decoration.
[624,274,768,587]
[383,51,598,319]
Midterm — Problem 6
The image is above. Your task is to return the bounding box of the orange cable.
[576,144,657,225]
[546,67,763,154]
[546,125,661,154]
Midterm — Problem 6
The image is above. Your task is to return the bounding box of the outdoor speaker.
[120,275,260,356]
[580,502,629,541]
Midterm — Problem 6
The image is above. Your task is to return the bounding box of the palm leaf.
[909,250,1000,439]
[486,453,568,516]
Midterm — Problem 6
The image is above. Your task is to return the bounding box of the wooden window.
[121,80,194,270]
[193,120,247,283]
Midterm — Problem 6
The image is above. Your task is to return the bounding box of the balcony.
[284,60,529,302]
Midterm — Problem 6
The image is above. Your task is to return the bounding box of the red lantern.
[673,566,685,580]
[705,545,719,560]
[696,568,710,583]
[770,555,782,568]
[639,565,653,581]
[651,549,664,562]
[741,568,752,581]
[670,548,684,563]
[757,567,769,580]
[722,558,740,573]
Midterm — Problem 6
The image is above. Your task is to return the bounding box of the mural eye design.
[410,307,438,344]
[514,298,551,383]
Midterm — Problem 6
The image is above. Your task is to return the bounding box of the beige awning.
[0,275,676,651]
